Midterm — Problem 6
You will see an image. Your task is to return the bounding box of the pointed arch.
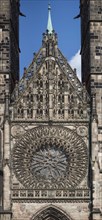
[31,205,74,220]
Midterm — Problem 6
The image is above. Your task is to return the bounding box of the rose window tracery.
[31,146,68,181]
[12,126,88,189]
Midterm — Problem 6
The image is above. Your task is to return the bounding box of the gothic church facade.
[0,0,102,220]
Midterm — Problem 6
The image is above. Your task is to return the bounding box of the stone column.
[3,78,11,211]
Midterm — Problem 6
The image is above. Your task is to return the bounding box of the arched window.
[30,94,33,102]
[71,94,74,102]
[58,81,60,87]
[68,109,74,118]
[62,81,64,87]
[58,109,61,114]
[21,109,24,118]
[40,94,43,102]
[37,80,39,87]
[17,106,24,118]
[58,94,61,102]
[62,109,64,115]
[27,108,33,118]
[36,94,39,101]
[78,108,83,118]
[40,80,43,88]
[62,95,64,103]
[40,109,43,114]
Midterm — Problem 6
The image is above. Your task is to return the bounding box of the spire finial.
[47,3,53,34]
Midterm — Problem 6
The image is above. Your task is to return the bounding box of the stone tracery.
[31,206,72,220]
[31,146,68,181]
[12,126,88,189]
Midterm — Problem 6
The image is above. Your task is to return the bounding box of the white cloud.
[69,50,81,80]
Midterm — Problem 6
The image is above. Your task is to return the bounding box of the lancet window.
[17,105,24,118]
[27,108,33,118]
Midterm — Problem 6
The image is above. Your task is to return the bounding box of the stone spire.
[47,4,53,34]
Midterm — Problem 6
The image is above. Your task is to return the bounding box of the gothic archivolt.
[31,206,72,220]
[12,126,88,189]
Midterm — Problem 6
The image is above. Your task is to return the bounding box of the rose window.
[12,126,88,189]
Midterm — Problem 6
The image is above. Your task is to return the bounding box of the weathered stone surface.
[81,0,102,219]
[0,0,102,220]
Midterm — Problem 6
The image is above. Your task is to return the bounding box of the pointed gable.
[11,15,89,122]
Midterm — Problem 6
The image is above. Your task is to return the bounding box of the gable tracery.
[11,32,89,122]
[11,61,89,121]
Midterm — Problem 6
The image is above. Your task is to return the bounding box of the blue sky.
[20,0,81,79]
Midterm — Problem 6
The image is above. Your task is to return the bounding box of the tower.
[80,0,102,219]
[0,0,19,219]
[0,0,19,92]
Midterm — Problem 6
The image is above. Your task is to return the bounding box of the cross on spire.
[47,3,53,34]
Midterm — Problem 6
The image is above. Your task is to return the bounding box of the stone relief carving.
[12,126,88,189]
[11,125,25,138]
[77,126,88,137]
